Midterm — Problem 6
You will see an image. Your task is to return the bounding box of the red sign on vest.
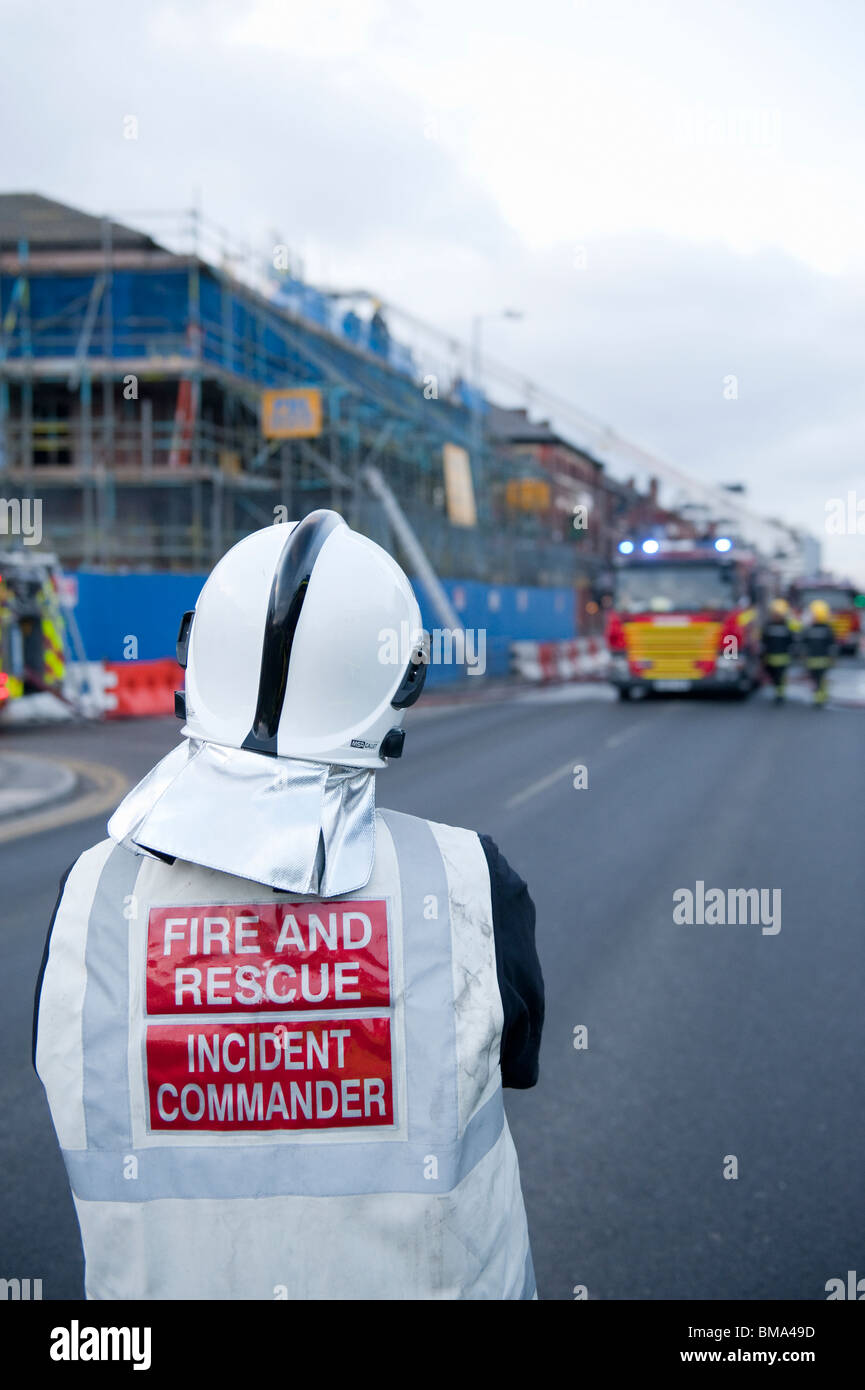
[144,900,393,1133]
[146,901,390,1014]
[147,1018,393,1131]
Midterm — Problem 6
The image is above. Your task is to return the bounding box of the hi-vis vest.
[36,808,536,1300]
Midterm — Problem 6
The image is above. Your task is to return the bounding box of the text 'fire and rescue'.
[146,901,390,1012]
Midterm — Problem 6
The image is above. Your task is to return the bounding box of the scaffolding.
[0,197,580,585]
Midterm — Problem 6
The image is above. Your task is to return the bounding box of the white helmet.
[175,511,427,769]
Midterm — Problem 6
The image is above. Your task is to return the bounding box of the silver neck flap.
[107,738,376,897]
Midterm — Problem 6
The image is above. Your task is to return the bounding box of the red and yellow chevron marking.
[624,619,723,679]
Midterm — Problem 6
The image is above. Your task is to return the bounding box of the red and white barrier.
[510,637,609,683]
[60,659,182,717]
[103,658,181,718]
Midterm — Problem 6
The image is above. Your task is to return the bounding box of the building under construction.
[0,193,596,590]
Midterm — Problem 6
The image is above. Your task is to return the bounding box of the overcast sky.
[2,0,863,579]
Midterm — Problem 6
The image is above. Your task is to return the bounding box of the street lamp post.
[470,309,523,469]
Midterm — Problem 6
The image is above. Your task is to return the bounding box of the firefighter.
[33,511,544,1301]
[800,598,836,707]
[760,597,797,703]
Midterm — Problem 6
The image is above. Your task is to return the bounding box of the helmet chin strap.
[390,637,429,710]
[174,609,195,720]
[380,729,405,759]
[379,633,429,759]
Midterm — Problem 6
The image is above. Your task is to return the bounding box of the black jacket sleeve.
[479,834,544,1089]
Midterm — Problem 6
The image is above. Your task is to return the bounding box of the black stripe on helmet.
[242,509,344,755]
[391,632,429,709]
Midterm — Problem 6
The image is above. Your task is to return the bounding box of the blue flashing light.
[714,537,733,553]
[618,540,634,554]
[641,539,660,554]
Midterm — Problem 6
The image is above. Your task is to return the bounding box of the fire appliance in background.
[604,534,770,700]
[0,551,69,708]
[786,578,863,656]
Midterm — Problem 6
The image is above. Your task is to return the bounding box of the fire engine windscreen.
[615,563,736,614]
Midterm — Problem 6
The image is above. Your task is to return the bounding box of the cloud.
[1,0,862,577]
[370,231,865,577]
[0,0,507,267]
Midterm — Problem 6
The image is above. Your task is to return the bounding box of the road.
[2,678,864,1300]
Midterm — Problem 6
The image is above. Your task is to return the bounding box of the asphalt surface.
[2,675,864,1300]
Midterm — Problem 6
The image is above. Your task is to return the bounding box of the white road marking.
[604,721,649,749]
[505,758,580,809]
[505,715,662,808]
[0,758,129,844]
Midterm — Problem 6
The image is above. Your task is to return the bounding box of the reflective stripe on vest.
[81,844,141,1150]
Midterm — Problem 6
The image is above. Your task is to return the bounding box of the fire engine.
[605,535,768,699]
[0,550,67,712]
[786,577,862,656]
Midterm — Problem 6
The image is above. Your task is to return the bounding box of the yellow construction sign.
[261,388,323,439]
[505,477,551,513]
[442,443,478,528]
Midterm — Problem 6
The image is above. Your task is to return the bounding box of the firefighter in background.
[760,597,797,704]
[34,511,544,1301]
[800,598,837,707]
